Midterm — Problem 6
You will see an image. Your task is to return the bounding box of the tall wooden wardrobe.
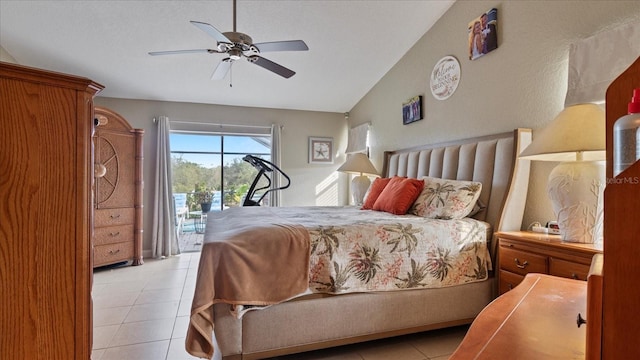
[601,56,640,359]
[0,62,103,359]
[93,107,144,267]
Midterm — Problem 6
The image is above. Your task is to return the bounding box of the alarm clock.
[547,221,561,235]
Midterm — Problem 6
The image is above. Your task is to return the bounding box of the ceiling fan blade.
[191,21,232,44]
[247,55,295,79]
[148,49,220,56]
[253,40,309,53]
[211,58,232,80]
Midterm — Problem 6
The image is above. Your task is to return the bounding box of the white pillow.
[410,176,482,219]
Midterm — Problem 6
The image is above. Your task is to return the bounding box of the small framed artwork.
[468,8,498,61]
[308,137,333,164]
[402,96,423,125]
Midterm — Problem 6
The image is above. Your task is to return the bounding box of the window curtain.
[565,21,640,106]
[269,124,282,207]
[151,115,180,257]
[345,122,370,154]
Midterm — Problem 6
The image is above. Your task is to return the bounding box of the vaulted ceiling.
[0,1,455,112]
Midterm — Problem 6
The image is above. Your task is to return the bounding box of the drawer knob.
[109,249,121,255]
[110,214,121,219]
[110,231,120,237]
[571,273,579,280]
[577,313,587,328]
[514,258,529,269]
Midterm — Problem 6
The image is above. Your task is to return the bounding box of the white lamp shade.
[519,103,606,244]
[337,153,379,176]
[520,103,605,161]
[338,153,378,206]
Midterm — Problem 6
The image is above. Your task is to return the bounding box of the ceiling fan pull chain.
[229,65,233,88]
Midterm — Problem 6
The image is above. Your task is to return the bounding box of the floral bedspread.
[186,206,491,357]
[269,206,491,294]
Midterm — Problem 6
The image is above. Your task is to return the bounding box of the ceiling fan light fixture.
[228,48,242,60]
[149,0,308,80]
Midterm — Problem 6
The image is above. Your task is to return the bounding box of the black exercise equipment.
[242,155,291,206]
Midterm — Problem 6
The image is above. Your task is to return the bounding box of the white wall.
[94,97,348,254]
[348,0,640,230]
[0,45,17,63]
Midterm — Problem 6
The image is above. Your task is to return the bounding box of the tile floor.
[92,253,469,360]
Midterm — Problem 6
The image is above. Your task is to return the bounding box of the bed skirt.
[213,277,495,360]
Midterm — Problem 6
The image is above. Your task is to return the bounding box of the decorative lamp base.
[547,161,605,244]
[351,175,371,206]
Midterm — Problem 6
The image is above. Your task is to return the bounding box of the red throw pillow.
[361,177,392,210]
[372,176,424,215]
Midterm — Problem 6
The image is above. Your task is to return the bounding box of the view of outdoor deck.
[177,217,204,253]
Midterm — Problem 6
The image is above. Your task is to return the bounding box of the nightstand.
[496,231,603,295]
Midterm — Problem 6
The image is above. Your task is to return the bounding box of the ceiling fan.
[148,0,308,79]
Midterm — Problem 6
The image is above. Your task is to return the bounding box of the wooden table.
[450,273,587,359]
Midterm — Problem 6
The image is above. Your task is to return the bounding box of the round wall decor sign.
[430,56,460,100]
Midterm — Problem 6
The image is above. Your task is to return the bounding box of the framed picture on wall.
[402,95,423,124]
[468,8,498,61]
[308,137,334,164]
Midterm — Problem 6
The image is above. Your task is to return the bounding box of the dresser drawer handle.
[514,258,529,269]
[109,249,121,255]
[110,214,121,219]
[577,313,587,327]
[571,273,579,280]
[109,231,120,237]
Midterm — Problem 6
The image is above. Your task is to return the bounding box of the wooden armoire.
[93,107,144,267]
[600,56,640,359]
[0,62,103,359]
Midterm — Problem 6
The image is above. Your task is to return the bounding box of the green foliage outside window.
[172,156,269,211]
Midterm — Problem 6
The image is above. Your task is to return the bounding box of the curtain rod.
[169,120,272,129]
[152,118,282,130]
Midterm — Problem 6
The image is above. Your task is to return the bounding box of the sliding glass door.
[170,132,271,212]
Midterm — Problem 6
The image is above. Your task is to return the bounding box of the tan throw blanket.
[185,207,310,359]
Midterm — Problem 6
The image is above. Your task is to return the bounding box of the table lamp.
[520,103,605,244]
[338,153,379,206]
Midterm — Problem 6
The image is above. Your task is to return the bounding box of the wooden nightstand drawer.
[549,258,591,281]
[496,231,602,294]
[500,246,547,276]
[499,270,524,294]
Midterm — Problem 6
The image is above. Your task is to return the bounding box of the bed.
[186,129,532,360]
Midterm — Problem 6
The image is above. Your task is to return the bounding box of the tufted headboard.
[382,129,532,258]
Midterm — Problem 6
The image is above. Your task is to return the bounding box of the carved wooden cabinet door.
[93,107,144,267]
[95,129,136,208]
